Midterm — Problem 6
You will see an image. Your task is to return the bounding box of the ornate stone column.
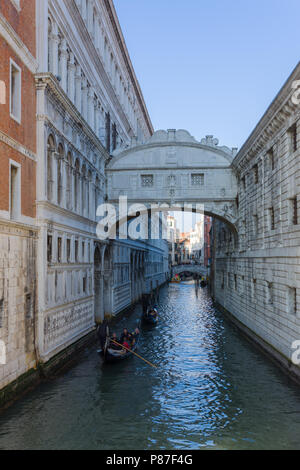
[67,52,76,103]
[58,37,68,92]
[48,22,59,76]
[87,0,94,37]
[75,64,82,112]
[82,77,88,122]
[87,87,94,129]
[52,152,58,205]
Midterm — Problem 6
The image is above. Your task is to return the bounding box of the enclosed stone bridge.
[106,130,239,232]
[172,264,208,277]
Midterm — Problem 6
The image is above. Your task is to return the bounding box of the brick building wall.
[0,0,38,391]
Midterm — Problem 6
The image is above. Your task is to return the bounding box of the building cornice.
[233,62,300,174]
[0,11,37,74]
[103,0,154,136]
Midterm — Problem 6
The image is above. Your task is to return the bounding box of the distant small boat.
[142,307,158,326]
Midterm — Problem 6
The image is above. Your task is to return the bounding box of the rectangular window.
[253,215,258,235]
[112,123,117,151]
[57,237,62,263]
[267,282,273,305]
[141,175,154,187]
[289,123,297,153]
[267,147,275,171]
[287,287,297,315]
[253,164,258,184]
[234,274,237,291]
[10,161,21,220]
[75,240,79,262]
[191,174,205,186]
[241,176,246,191]
[82,242,85,262]
[289,197,298,226]
[10,59,21,123]
[268,207,275,231]
[83,275,87,294]
[67,239,71,262]
[47,235,52,263]
[251,279,257,299]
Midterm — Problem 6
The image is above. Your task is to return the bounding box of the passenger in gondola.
[120,328,130,344]
[122,339,130,351]
[110,332,122,350]
[150,308,158,318]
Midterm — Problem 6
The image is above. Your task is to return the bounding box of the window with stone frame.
[47,235,53,263]
[288,122,298,153]
[287,287,297,315]
[191,173,204,186]
[141,174,154,187]
[251,278,257,299]
[289,197,298,226]
[253,164,259,184]
[268,207,275,231]
[67,239,71,262]
[266,282,273,305]
[267,147,275,171]
[10,59,21,123]
[57,237,62,263]
[253,214,258,236]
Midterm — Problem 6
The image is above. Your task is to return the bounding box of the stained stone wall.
[0,222,37,389]
[213,63,300,379]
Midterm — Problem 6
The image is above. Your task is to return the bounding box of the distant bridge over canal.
[171,264,208,277]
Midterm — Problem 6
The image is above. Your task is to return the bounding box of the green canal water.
[0,282,300,450]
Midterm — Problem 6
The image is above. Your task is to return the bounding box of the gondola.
[103,328,140,364]
[142,307,158,326]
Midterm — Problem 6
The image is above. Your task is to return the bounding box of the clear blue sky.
[114,0,299,150]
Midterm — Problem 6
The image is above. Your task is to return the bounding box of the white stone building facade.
[34,0,168,365]
[213,63,300,381]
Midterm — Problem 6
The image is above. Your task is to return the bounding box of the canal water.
[0,282,300,450]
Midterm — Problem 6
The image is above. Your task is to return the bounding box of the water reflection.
[0,281,300,450]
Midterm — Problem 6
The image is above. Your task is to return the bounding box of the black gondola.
[142,307,158,326]
[103,328,140,364]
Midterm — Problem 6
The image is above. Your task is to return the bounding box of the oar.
[111,340,158,369]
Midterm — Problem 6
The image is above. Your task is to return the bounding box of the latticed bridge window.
[141,175,154,187]
[191,173,204,186]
